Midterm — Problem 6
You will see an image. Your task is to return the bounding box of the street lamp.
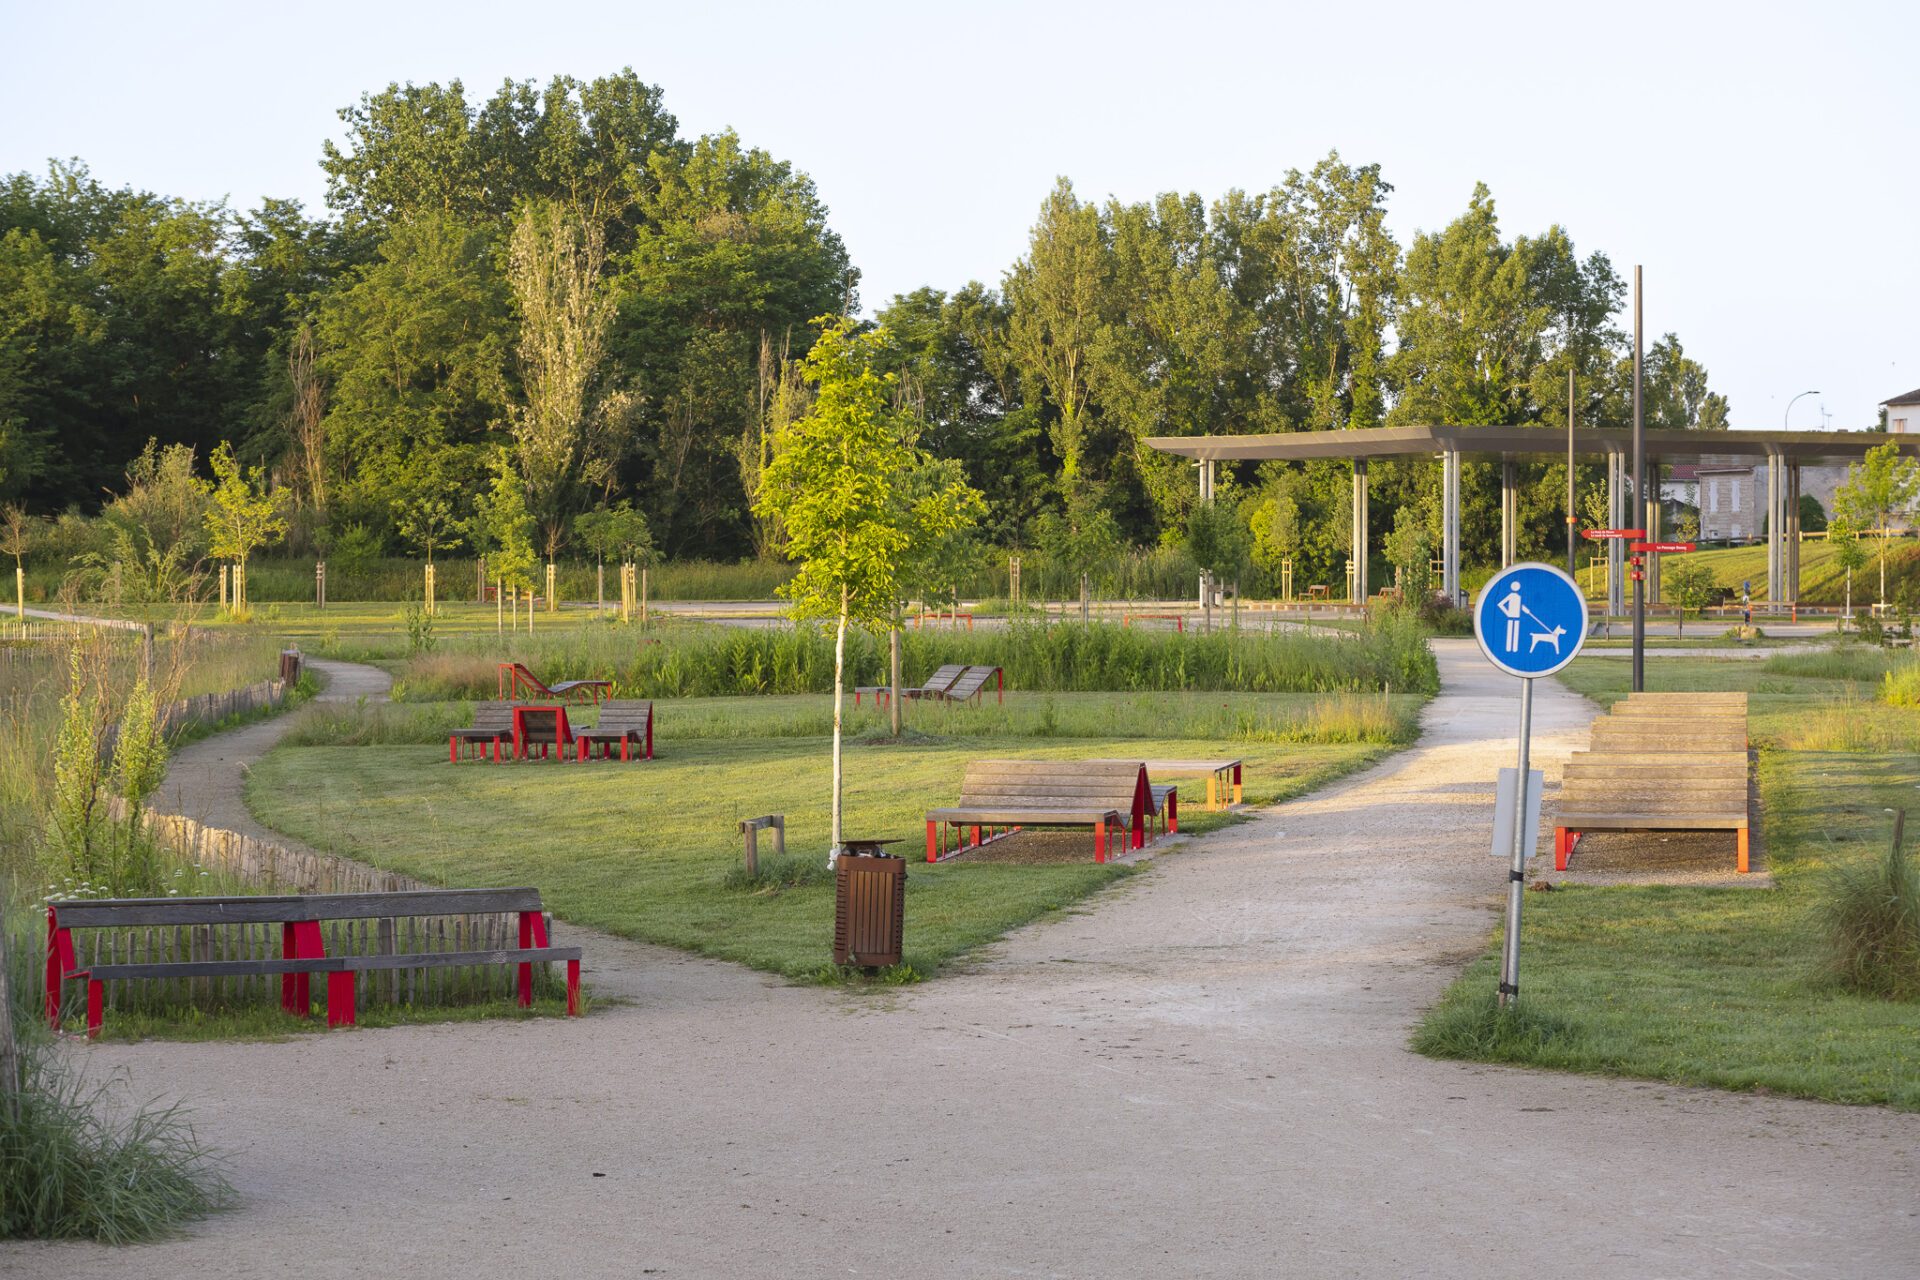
[1784,390,1820,430]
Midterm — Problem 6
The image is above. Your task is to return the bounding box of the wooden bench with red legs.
[925,759,1163,864]
[1554,692,1752,874]
[46,887,582,1038]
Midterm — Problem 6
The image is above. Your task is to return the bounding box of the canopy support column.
[1500,458,1517,568]
[1766,448,1782,605]
[1198,459,1215,505]
[1441,450,1461,605]
[1787,461,1802,602]
[1607,449,1625,617]
[1351,459,1369,603]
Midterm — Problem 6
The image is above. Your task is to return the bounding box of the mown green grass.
[1416,649,1920,1109]
[247,729,1394,981]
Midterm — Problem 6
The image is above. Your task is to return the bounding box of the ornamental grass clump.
[1817,829,1920,1001]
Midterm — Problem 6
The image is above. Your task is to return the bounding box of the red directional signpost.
[1632,541,1696,554]
[1581,528,1646,541]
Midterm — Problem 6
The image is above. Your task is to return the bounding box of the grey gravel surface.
[9,642,1915,1279]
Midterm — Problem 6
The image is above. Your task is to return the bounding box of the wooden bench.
[498,661,612,706]
[902,664,968,701]
[450,701,517,762]
[1554,692,1753,873]
[576,700,654,760]
[1142,758,1244,809]
[932,665,1003,704]
[45,887,582,1038]
[925,759,1152,864]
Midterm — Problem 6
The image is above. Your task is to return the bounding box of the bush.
[1,917,231,1241]
[1881,656,1920,708]
[1817,829,1920,1000]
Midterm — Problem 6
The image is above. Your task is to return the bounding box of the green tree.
[1004,179,1109,489]
[754,318,981,862]
[203,442,288,617]
[1829,516,1868,620]
[506,200,627,546]
[1833,442,1919,606]
[1382,503,1435,604]
[473,449,537,598]
[391,460,464,566]
[1662,558,1716,637]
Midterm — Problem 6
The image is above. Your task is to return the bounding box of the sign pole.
[1631,265,1646,693]
[1499,677,1534,1007]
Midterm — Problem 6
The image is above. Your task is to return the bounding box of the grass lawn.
[247,706,1401,982]
[1416,647,1920,1109]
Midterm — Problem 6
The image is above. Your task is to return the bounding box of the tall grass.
[1817,827,1920,1001]
[1763,646,1896,684]
[289,689,1424,748]
[1,912,232,1241]
[392,614,1439,702]
[1880,654,1920,709]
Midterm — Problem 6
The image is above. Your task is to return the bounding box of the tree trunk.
[830,599,848,865]
[889,618,902,737]
[596,559,604,609]
[1080,574,1091,623]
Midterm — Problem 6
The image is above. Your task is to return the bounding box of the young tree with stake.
[204,443,289,620]
[1833,442,1919,609]
[755,318,981,864]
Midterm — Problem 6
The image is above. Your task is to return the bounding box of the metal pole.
[1567,370,1577,577]
[1631,266,1645,693]
[1499,677,1534,1007]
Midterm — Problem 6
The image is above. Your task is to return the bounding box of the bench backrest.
[516,706,570,743]
[917,664,966,693]
[470,701,515,731]
[593,700,653,730]
[957,759,1146,823]
[50,886,545,930]
[943,665,1000,700]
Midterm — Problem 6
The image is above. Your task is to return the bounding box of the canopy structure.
[1147,425,1920,612]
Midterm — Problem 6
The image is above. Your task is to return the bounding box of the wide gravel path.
[8,642,1915,1278]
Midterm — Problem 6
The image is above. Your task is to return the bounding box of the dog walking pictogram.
[1496,580,1565,656]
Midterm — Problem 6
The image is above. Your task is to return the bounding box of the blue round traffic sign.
[1473,562,1588,678]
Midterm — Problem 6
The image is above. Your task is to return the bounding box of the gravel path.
[8,643,1915,1278]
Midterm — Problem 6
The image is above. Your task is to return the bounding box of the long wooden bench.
[46,887,582,1037]
[450,701,517,762]
[1554,692,1753,873]
[926,760,1153,864]
[857,664,970,707]
[576,700,655,760]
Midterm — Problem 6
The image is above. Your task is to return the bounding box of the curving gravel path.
[7,642,1915,1278]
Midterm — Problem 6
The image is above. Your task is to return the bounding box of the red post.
[1168,791,1178,835]
[996,669,1004,704]
[514,917,537,1005]
[1094,819,1107,864]
[327,972,356,1027]
[449,734,458,764]
[969,824,982,847]
[45,908,73,1027]
[645,712,654,760]
[566,959,581,1016]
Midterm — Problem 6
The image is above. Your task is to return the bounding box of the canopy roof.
[1143,424,1919,465]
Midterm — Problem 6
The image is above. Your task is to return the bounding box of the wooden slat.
[53,886,544,928]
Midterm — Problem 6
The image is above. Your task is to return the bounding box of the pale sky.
[4,0,1914,431]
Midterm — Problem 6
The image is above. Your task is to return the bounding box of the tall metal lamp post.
[1783,390,1820,430]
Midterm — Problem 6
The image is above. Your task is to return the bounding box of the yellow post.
[14,563,22,621]
[424,562,436,615]
[219,564,229,611]
[546,562,557,613]
[496,578,504,634]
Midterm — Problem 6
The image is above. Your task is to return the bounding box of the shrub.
[1881,656,1920,708]
[1,916,232,1241]
[1817,829,1920,1001]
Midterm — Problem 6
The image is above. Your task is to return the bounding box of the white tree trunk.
[830,599,848,866]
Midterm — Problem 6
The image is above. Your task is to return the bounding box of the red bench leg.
[518,910,547,1007]
[1095,819,1107,864]
[1737,828,1750,874]
[969,824,982,848]
[1553,827,1572,871]
[1169,791,1178,835]
[86,979,103,1039]
[566,960,581,1016]
[927,821,938,862]
[326,972,356,1027]
[449,735,457,764]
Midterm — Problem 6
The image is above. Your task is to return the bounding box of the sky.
[3,0,1915,431]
